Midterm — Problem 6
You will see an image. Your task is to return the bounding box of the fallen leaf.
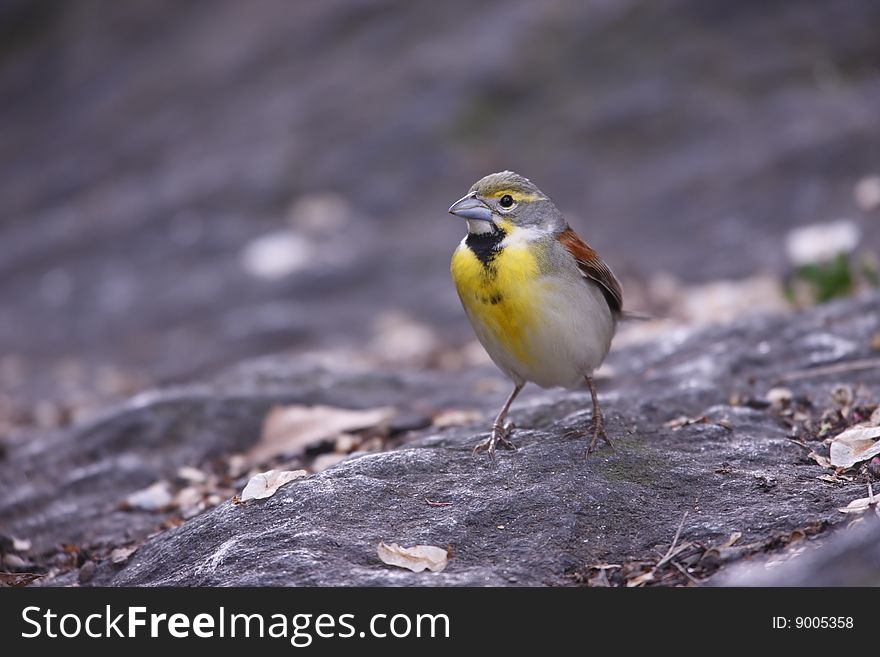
[3,554,28,569]
[831,385,854,415]
[174,486,206,519]
[110,546,138,564]
[626,570,655,587]
[124,481,173,511]
[12,537,31,552]
[0,572,40,587]
[766,387,793,408]
[240,469,307,501]
[432,409,484,428]
[829,425,880,468]
[310,453,348,473]
[176,466,207,484]
[807,451,832,468]
[248,405,395,464]
[377,542,448,573]
[785,220,860,266]
[334,433,359,453]
[838,496,878,515]
[664,415,708,430]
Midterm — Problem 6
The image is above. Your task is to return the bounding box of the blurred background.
[1,0,879,431]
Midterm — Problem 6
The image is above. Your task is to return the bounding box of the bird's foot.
[473,421,517,459]
[586,417,614,456]
[565,419,614,457]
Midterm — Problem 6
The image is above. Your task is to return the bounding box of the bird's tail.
[619,311,653,322]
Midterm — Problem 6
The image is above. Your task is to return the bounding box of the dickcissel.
[449,171,623,458]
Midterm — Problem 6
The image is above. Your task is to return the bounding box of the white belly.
[470,274,616,389]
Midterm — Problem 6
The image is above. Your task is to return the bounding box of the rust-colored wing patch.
[557,227,623,315]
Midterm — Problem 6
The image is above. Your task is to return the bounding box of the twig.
[776,357,880,384]
[670,559,701,585]
[656,511,689,569]
[425,497,452,507]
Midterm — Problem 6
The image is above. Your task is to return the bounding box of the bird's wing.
[556,226,623,316]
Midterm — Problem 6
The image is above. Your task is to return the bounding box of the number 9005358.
[795,617,853,629]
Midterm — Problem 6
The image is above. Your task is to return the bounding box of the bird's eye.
[499,195,514,208]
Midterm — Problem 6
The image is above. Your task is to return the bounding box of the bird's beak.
[448,193,492,222]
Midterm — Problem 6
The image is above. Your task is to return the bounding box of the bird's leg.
[474,383,524,458]
[585,375,613,456]
[565,376,614,455]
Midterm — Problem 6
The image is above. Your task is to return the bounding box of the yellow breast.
[450,240,543,364]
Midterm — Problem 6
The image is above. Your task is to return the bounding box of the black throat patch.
[465,225,505,266]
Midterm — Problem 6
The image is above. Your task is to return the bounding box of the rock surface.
[2,293,878,586]
[717,516,880,587]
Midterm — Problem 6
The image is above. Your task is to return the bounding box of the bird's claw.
[565,420,614,457]
[586,418,614,457]
[473,421,517,458]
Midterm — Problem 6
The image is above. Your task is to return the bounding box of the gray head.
[448,171,564,234]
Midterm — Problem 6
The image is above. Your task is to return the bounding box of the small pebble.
[78,560,97,584]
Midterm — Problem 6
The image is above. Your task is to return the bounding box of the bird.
[448,170,624,458]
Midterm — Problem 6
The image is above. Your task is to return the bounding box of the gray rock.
[3,293,877,586]
[716,517,880,587]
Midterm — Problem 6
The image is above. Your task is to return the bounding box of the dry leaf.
[4,554,28,569]
[377,542,448,573]
[626,570,655,587]
[176,466,207,484]
[0,572,40,587]
[664,415,707,430]
[766,387,792,407]
[240,469,307,501]
[719,532,741,549]
[174,486,206,519]
[311,453,348,473]
[12,537,31,552]
[248,405,395,463]
[785,220,860,266]
[829,425,880,468]
[807,451,832,468]
[838,496,878,515]
[110,546,138,564]
[124,481,173,511]
[432,409,484,428]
